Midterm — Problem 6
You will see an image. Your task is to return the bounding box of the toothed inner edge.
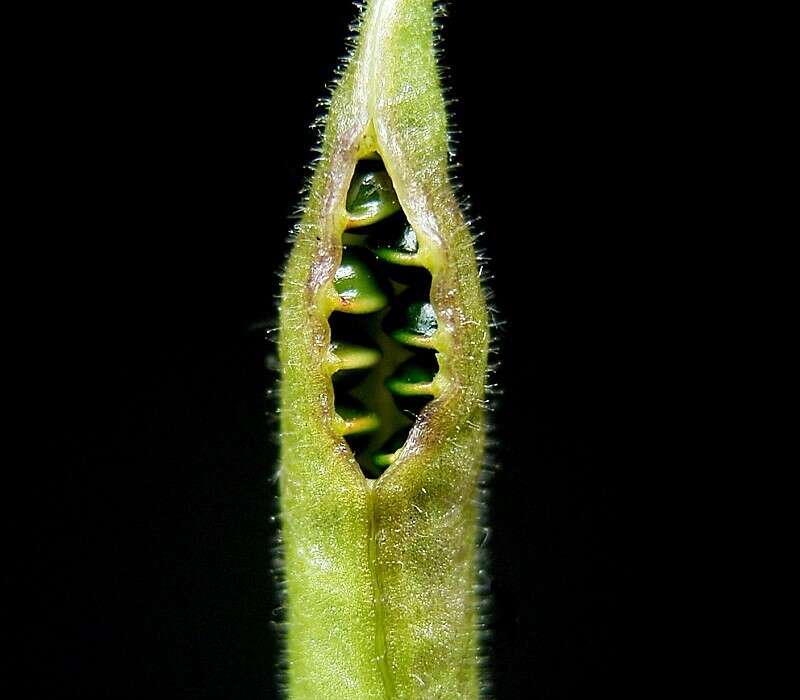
[324,148,446,479]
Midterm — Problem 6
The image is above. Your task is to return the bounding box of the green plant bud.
[346,170,401,227]
[333,248,393,314]
[335,398,381,436]
[330,340,382,372]
[368,222,420,265]
[385,356,437,397]
[277,1,491,698]
[385,294,438,349]
[330,340,382,390]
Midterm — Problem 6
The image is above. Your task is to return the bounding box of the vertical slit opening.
[329,153,440,478]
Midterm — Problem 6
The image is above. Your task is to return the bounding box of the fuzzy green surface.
[277,1,489,698]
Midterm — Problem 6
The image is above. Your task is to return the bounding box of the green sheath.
[277,1,490,697]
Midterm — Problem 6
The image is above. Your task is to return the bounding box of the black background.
[27,2,676,698]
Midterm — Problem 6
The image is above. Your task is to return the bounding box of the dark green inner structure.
[330,157,439,477]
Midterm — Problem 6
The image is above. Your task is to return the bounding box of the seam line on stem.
[367,480,395,698]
